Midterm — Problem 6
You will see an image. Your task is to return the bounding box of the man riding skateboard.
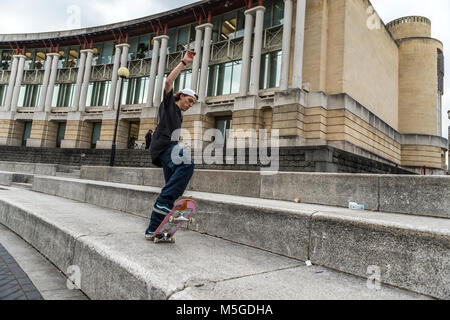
[145,50,198,239]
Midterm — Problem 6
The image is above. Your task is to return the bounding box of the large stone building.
[0,0,447,174]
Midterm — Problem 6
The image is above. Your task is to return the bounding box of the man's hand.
[183,50,196,64]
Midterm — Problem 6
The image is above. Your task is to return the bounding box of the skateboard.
[152,199,196,243]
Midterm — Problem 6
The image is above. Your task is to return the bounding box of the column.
[190,26,203,92]
[37,54,53,112]
[280,0,294,91]
[44,53,60,112]
[198,23,213,103]
[3,55,19,111]
[115,43,130,108]
[71,50,87,111]
[239,11,254,96]
[10,55,26,111]
[78,49,94,112]
[249,6,266,96]
[107,45,122,110]
[146,37,161,107]
[292,0,306,89]
[153,35,169,107]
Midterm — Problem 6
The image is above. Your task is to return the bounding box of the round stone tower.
[386,16,443,136]
[387,16,446,172]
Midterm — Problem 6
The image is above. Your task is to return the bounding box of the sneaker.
[144,229,154,240]
[153,201,172,215]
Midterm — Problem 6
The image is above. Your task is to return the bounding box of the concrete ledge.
[0,171,34,186]
[0,161,57,176]
[310,211,450,299]
[80,166,450,218]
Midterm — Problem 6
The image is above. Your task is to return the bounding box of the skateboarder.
[145,50,198,239]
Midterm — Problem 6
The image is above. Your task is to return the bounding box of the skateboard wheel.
[153,237,159,244]
[169,216,175,223]
[170,237,176,243]
[189,218,194,224]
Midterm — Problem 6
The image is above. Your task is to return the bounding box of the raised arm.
[164,50,196,95]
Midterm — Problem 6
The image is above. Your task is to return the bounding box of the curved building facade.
[0,0,447,174]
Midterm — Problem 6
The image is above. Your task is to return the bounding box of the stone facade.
[0,0,447,174]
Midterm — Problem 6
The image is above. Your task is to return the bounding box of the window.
[259,50,281,89]
[24,50,34,70]
[67,47,80,68]
[18,84,41,107]
[263,0,285,29]
[56,122,66,148]
[91,122,102,148]
[122,77,148,105]
[92,45,102,66]
[1,50,12,70]
[206,60,241,97]
[221,12,237,41]
[437,49,444,136]
[0,84,7,106]
[22,122,32,147]
[87,81,110,107]
[34,50,46,70]
[177,27,190,52]
[52,83,75,107]
[101,41,114,65]
[173,70,192,93]
[215,116,233,145]
[58,47,69,68]
[129,35,152,60]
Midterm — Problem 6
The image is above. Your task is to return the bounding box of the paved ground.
[0,224,88,300]
[0,243,43,300]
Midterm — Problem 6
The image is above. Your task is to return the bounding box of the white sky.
[0,0,449,143]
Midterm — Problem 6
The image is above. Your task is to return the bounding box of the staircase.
[0,161,448,300]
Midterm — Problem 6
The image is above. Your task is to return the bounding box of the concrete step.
[80,166,450,219]
[10,182,33,190]
[0,161,80,178]
[30,175,450,299]
[0,171,34,186]
[0,187,431,300]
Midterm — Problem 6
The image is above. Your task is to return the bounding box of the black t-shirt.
[150,90,182,167]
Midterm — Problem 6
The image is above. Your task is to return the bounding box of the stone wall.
[0,145,414,174]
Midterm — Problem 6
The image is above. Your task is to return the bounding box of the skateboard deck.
[152,199,196,243]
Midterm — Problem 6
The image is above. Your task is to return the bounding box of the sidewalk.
[0,224,88,300]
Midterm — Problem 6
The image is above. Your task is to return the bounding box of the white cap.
[179,88,198,100]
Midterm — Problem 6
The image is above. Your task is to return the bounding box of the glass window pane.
[92,45,102,66]
[34,50,46,70]
[86,82,94,107]
[231,60,241,93]
[129,37,139,60]
[263,0,272,29]
[58,48,68,68]
[137,35,151,59]
[1,50,12,70]
[177,27,190,52]
[273,0,284,26]
[101,41,114,64]
[91,122,102,148]
[211,17,220,43]
[221,13,237,41]
[236,9,245,38]
[0,85,7,105]
[52,84,60,106]
[24,50,33,70]
[167,29,177,54]
[18,85,26,107]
